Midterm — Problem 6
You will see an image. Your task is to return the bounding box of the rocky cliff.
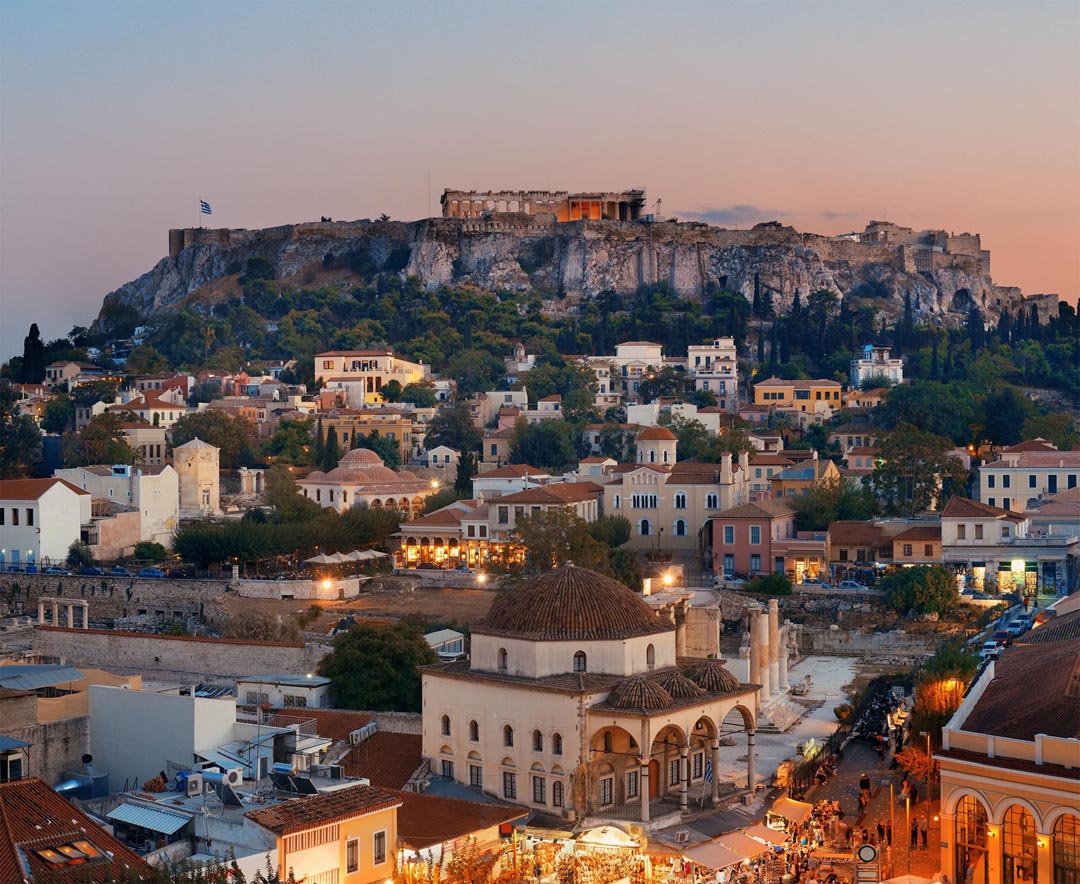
[95,215,1024,330]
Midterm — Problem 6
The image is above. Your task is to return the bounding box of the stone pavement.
[806,738,942,881]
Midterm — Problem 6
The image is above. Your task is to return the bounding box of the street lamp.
[920,730,934,800]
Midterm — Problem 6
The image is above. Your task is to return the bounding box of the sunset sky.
[1,0,1078,360]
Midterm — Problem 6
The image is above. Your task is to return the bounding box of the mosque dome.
[655,669,707,700]
[607,677,674,712]
[685,659,740,693]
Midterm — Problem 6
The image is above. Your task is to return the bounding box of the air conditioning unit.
[185,773,204,797]
[675,831,691,844]
[223,767,243,787]
[328,765,344,780]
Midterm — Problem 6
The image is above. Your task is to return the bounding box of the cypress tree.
[314,418,325,465]
[20,323,46,384]
[322,425,341,471]
[752,272,761,318]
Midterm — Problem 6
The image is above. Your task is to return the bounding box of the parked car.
[1005,619,1027,638]
[43,566,71,575]
[454,563,474,573]
[79,565,105,576]
[109,566,133,577]
[979,640,1003,661]
[138,567,166,578]
[837,580,869,591]
[166,567,195,579]
[798,577,833,589]
[415,563,443,570]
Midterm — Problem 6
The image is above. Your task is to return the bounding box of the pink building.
[710,499,828,581]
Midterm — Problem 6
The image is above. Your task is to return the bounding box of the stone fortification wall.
[2,573,229,623]
[31,626,329,684]
[14,717,90,786]
[794,625,941,663]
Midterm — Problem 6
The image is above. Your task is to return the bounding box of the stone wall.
[794,625,940,663]
[14,716,90,786]
[367,711,422,734]
[32,626,329,684]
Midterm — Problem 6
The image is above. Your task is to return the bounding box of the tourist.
[886,820,893,846]
[859,772,871,797]
[877,819,886,844]
[910,818,919,848]
[920,815,928,849]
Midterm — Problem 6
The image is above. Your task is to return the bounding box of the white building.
[314,350,430,408]
[422,564,758,828]
[236,674,331,709]
[425,445,461,471]
[687,337,738,412]
[298,448,435,519]
[849,344,904,388]
[472,464,550,500]
[174,437,221,518]
[55,464,179,546]
[0,478,90,569]
[979,439,1080,510]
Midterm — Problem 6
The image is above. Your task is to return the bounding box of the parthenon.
[441,188,646,221]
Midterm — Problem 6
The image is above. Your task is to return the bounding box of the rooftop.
[0,477,90,500]
[238,674,331,687]
[395,791,526,851]
[245,784,401,835]
[340,731,424,789]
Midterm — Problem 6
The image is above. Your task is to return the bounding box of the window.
[674,492,686,509]
[669,759,680,785]
[498,506,508,524]
[26,509,33,527]
[1003,498,1011,510]
[347,839,358,873]
[646,644,655,669]
[1070,474,1078,490]
[639,519,651,536]
[11,508,18,526]
[599,776,614,806]
[469,720,479,742]
[1003,474,1011,488]
[573,651,587,673]
[532,775,546,804]
[498,648,507,670]
[552,733,563,755]
[503,724,514,747]
[707,493,718,509]
[467,525,475,538]
[750,554,761,572]
[1002,525,1011,539]
[988,498,996,508]
[975,524,983,540]
[1029,474,1037,489]
[903,544,913,557]
[613,494,621,509]
[987,475,996,488]
[245,691,269,705]
[839,549,849,562]
[626,769,639,799]
[924,544,933,557]
[469,764,483,788]
[723,525,734,545]
[750,526,761,545]
[723,554,735,574]
[1053,813,1080,884]
[692,752,704,780]
[533,730,543,752]
[283,694,307,707]
[957,524,966,540]
[441,760,454,778]
[552,780,564,807]
[503,771,517,799]
[373,830,387,866]
[0,508,4,525]
[441,714,451,736]
[674,519,687,537]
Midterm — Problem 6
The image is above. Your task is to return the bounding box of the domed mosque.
[422,564,758,828]
[296,447,436,518]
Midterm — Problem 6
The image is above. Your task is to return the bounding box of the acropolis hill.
[95,188,1055,328]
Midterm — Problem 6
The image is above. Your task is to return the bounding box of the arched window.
[503,724,514,747]
[649,449,656,463]
[1054,814,1080,884]
[663,450,669,463]
[497,648,507,671]
[603,732,614,754]
[954,795,989,884]
[552,733,563,755]
[674,519,687,537]
[552,780,564,808]
[469,720,479,742]
[706,493,718,509]
[639,519,651,537]
[440,714,451,737]
[673,492,686,509]
[532,730,543,752]
[573,651,587,673]
[1003,805,1037,884]
[646,644,656,670]
[613,494,621,510]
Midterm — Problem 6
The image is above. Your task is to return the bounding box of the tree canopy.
[317,621,436,711]
[879,565,961,617]
[171,410,255,469]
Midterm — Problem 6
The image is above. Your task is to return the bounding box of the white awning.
[768,796,813,824]
[107,802,191,835]
[715,831,770,859]
[684,840,745,870]
[742,823,788,846]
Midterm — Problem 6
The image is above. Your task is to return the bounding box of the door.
[648,760,660,799]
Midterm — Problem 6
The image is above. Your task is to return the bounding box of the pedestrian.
[911,817,919,848]
[920,815,928,849]
[910,784,919,806]
[861,826,869,846]
[886,820,893,846]
[877,819,886,844]
[876,738,885,765]
[844,825,853,848]
[859,772,871,796]
[858,792,868,814]
[1023,595,1029,611]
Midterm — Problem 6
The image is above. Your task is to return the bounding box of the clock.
[857,844,878,863]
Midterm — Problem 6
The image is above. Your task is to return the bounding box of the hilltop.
[91,213,1049,334]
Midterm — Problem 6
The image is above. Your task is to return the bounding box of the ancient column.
[748,611,762,710]
[674,602,687,657]
[51,600,59,626]
[640,757,651,822]
[758,612,771,704]
[81,601,90,629]
[37,600,45,625]
[768,599,780,697]
[67,603,75,628]
[779,623,791,692]
[679,746,689,811]
[710,739,721,804]
[747,731,757,793]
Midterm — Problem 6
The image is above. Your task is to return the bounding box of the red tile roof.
[245,784,401,835]
[940,497,1026,522]
[892,525,941,541]
[478,464,547,479]
[394,791,526,850]
[1004,438,1058,452]
[284,708,374,743]
[636,426,677,442]
[827,521,885,546]
[340,732,424,789]
[0,478,90,500]
[716,499,795,519]
[0,778,152,882]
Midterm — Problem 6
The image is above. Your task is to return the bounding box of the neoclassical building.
[421,565,758,829]
[297,448,435,518]
[937,607,1080,884]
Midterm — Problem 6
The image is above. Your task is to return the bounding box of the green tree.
[353,430,400,469]
[981,386,1036,448]
[747,572,793,596]
[124,344,170,376]
[512,508,609,573]
[1020,411,1079,452]
[879,565,961,617]
[0,390,42,478]
[70,379,120,407]
[263,418,317,466]
[63,412,136,466]
[171,410,255,469]
[425,403,481,453]
[381,379,403,402]
[134,541,167,561]
[793,476,877,530]
[41,393,75,434]
[447,349,506,396]
[873,423,968,516]
[421,486,461,514]
[321,425,342,471]
[877,380,978,446]
[589,515,632,548]
[264,465,323,522]
[66,541,94,569]
[608,547,642,592]
[509,420,577,472]
[20,323,47,384]
[455,450,478,495]
[318,621,436,711]
[399,381,438,407]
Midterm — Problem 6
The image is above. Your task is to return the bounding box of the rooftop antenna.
[427,168,431,219]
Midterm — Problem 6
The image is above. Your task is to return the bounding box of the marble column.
[67,603,75,628]
[779,623,791,692]
[747,731,756,793]
[83,602,89,629]
[768,599,780,697]
[674,602,687,657]
[748,612,762,711]
[679,746,689,811]
[758,612,771,704]
[37,600,45,624]
[639,757,650,822]
[51,601,59,626]
[710,740,720,804]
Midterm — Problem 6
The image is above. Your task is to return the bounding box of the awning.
[715,831,770,859]
[742,823,788,847]
[768,796,813,824]
[107,803,191,835]
[684,840,745,870]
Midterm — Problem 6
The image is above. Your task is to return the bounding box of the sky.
[2,0,1078,361]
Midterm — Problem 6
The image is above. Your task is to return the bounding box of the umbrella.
[325,552,351,564]
[304,554,336,565]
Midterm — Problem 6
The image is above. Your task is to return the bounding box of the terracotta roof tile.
[941,497,1026,521]
[892,525,941,541]
[827,521,885,545]
[284,708,373,743]
[340,732,424,789]
[478,465,548,479]
[395,791,526,851]
[716,499,795,519]
[636,426,677,442]
[245,783,400,835]
[0,478,91,500]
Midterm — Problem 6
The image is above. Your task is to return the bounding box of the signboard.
[855,844,879,884]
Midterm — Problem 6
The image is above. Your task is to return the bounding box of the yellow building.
[770,455,841,498]
[753,377,843,415]
[937,606,1080,884]
[321,407,418,465]
[315,350,429,408]
[246,783,401,884]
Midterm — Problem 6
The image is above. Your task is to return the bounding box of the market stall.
[766,796,814,830]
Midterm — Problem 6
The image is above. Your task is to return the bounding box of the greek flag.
[200,200,212,215]
[705,759,713,783]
